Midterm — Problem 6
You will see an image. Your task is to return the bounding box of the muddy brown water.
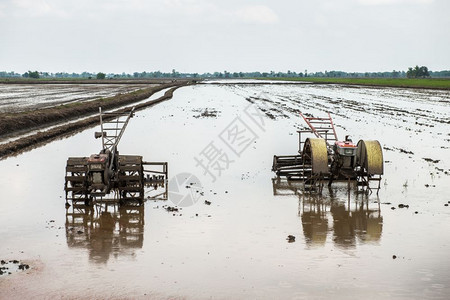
[0,82,450,299]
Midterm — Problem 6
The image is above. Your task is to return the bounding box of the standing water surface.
[0,82,449,299]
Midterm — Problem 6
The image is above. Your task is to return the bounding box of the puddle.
[0,82,449,299]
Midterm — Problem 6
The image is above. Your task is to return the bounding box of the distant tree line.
[22,70,40,79]
[1,67,449,79]
[406,65,430,78]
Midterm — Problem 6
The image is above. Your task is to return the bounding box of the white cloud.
[1,0,448,73]
[10,0,67,17]
[235,5,279,24]
[0,3,6,17]
[357,0,434,5]
[164,0,219,16]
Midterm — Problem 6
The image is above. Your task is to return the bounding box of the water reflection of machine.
[272,177,303,196]
[300,195,329,246]
[272,179,383,248]
[65,203,144,263]
[302,194,382,248]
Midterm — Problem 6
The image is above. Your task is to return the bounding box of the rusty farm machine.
[272,113,384,194]
[65,107,168,206]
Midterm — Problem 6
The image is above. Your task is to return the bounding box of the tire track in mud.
[232,83,450,129]
[250,86,449,131]
[284,93,431,141]
[228,83,450,170]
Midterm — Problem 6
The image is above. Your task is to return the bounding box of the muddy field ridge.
[0,83,190,159]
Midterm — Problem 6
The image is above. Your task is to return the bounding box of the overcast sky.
[0,0,449,74]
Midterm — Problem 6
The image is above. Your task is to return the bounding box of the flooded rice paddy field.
[0,84,156,113]
[0,82,449,299]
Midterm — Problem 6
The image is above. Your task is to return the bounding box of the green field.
[260,77,450,90]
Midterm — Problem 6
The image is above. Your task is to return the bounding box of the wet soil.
[0,81,192,139]
[0,81,449,299]
[0,260,30,276]
[0,85,185,159]
[0,79,177,85]
[192,108,220,118]
[0,83,156,114]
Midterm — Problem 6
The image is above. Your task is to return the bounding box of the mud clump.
[0,259,31,276]
[260,108,276,120]
[398,148,414,155]
[423,157,440,164]
[193,108,220,118]
[398,204,409,208]
[165,206,179,212]
[287,235,296,243]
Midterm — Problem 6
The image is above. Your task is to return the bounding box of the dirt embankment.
[0,81,191,138]
[0,81,192,158]
[0,79,181,85]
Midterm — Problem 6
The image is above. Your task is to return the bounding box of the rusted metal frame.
[142,162,168,197]
[300,113,322,139]
[298,129,328,153]
[99,106,135,152]
[111,116,120,149]
[377,176,381,193]
[302,149,312,190]
[103,107,136,176]
[143,162,168,177]
[143,162,168,166]
[65,157,89,202]
[298,130,307,154]
[99,107,105,150]
[111,107,135,150]
[144,170,166,175]
[118,157,144,201]
[327,112,339,143]
[356,173,380,195]
[299,113,338,151]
